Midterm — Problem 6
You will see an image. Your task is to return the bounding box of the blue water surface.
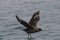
[0,0,60,40]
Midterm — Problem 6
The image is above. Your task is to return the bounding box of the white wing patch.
[34,14,39,19]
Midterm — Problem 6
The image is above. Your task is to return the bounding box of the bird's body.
[16,10,42,38]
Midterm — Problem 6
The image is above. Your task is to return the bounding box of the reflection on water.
[0,0,60,40]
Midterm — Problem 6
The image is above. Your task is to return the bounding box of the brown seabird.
[16,10,42,38]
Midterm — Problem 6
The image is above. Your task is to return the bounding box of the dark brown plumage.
[16,10,42,38]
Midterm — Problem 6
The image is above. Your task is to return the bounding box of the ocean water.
[0,0,60,40]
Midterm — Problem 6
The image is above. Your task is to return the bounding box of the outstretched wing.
[16,15,34,29]
[29,11,40,27]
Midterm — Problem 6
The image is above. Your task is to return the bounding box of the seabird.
[16,10,42,38]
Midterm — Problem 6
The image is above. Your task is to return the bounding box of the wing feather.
[16,15,33,29]
[29,11,40,27]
